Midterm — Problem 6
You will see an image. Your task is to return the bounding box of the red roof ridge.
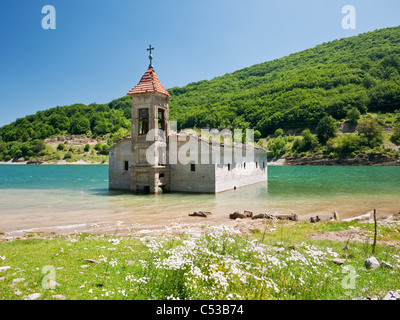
[127,68,170,97]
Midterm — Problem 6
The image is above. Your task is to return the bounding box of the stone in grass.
[25,293,41,300]
[383,291,400,300]
[84,259,99,264]
[0,266,11,272]
[364,256,380,270]
[332,258,346,265]
[380,261,394,269]
[12,278,25,283]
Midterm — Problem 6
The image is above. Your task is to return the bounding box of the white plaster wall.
[215,150,268,193]
[169,163,216,193]
[168,134,216,193]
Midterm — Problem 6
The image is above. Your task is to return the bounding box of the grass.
[0,220,399,300]
[36,144,109,164]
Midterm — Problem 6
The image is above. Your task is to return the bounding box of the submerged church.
[109,46,268,194]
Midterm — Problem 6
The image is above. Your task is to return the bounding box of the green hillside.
[168,26,400,133]
[1,26,400,162]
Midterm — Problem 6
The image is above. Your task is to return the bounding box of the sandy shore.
[1,209,395,241]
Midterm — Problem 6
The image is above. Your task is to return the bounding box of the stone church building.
[108,48,268,194]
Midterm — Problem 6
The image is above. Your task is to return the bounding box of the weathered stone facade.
[109,65,268,194]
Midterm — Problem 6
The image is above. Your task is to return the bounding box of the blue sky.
[0,0,399,127]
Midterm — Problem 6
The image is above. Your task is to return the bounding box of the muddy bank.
[285,156,400,166]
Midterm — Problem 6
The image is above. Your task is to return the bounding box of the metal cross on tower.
[147,44,154,68]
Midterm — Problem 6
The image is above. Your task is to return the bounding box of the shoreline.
[0,160,108,165]
[2,157,400,166]
[1,209,395,240]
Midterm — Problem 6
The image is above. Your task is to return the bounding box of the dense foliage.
[168,26,400,134]
[1,26,400,161]
[0,100,131,160]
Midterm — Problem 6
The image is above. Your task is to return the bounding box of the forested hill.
[168,25,400,134]
[1,26,400,161]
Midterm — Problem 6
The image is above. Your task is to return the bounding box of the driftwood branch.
[372,209,377,254]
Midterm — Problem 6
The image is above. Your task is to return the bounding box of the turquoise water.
[0,165,399,232]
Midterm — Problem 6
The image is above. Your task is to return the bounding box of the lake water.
[0,165,399,233]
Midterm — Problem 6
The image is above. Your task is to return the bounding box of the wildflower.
[109,259,118,267]
[108,238,120,246]
[118,289,127,297]
[0,255,5,260]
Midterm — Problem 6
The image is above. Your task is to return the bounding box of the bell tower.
[127,45,170,193]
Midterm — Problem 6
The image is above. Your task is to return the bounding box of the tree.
[253,130,261,141]
[347,108,361,125]
[316,116,338,143]
[57,143,65,151]
[84,144,90,152]
[32,140,46,153]
[268,136,286,158]
[293,129,320,152]
[99,144,109,155]
[274,128,283,137]
[356,119,383,147]
[70,115,90,134]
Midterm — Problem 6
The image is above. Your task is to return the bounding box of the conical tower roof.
[127,68,170,97]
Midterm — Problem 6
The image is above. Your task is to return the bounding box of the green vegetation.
[1,26,400,162]
[260,112,400,160]
[0,219,399,300]
[0,100,131,162]
[168,26,400,134]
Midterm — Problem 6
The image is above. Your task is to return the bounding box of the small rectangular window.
[139,109,149,135]
[256,162,258,168]
[158,109,165,130]
[190,163,195,172]
[243,162,246,169]
[263,162,265,169]
[227,164,231,171]
[124,161,129,171]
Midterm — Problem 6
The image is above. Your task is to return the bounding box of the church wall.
[168,135,216,193]
[215,150,268,193]
[108,138,132,190]
[169,163,216,193]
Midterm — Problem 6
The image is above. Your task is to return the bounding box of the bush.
[293,129,320,152]
[57,143,65,151]
[84,144,90,152]
[63,152,72,159]
[336,133,363,156]
[94,142,103,151]
[390,123,400,145]
[99,144,109,155]
[356,119,383,147]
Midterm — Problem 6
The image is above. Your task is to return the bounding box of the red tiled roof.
[127,68,170,97]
